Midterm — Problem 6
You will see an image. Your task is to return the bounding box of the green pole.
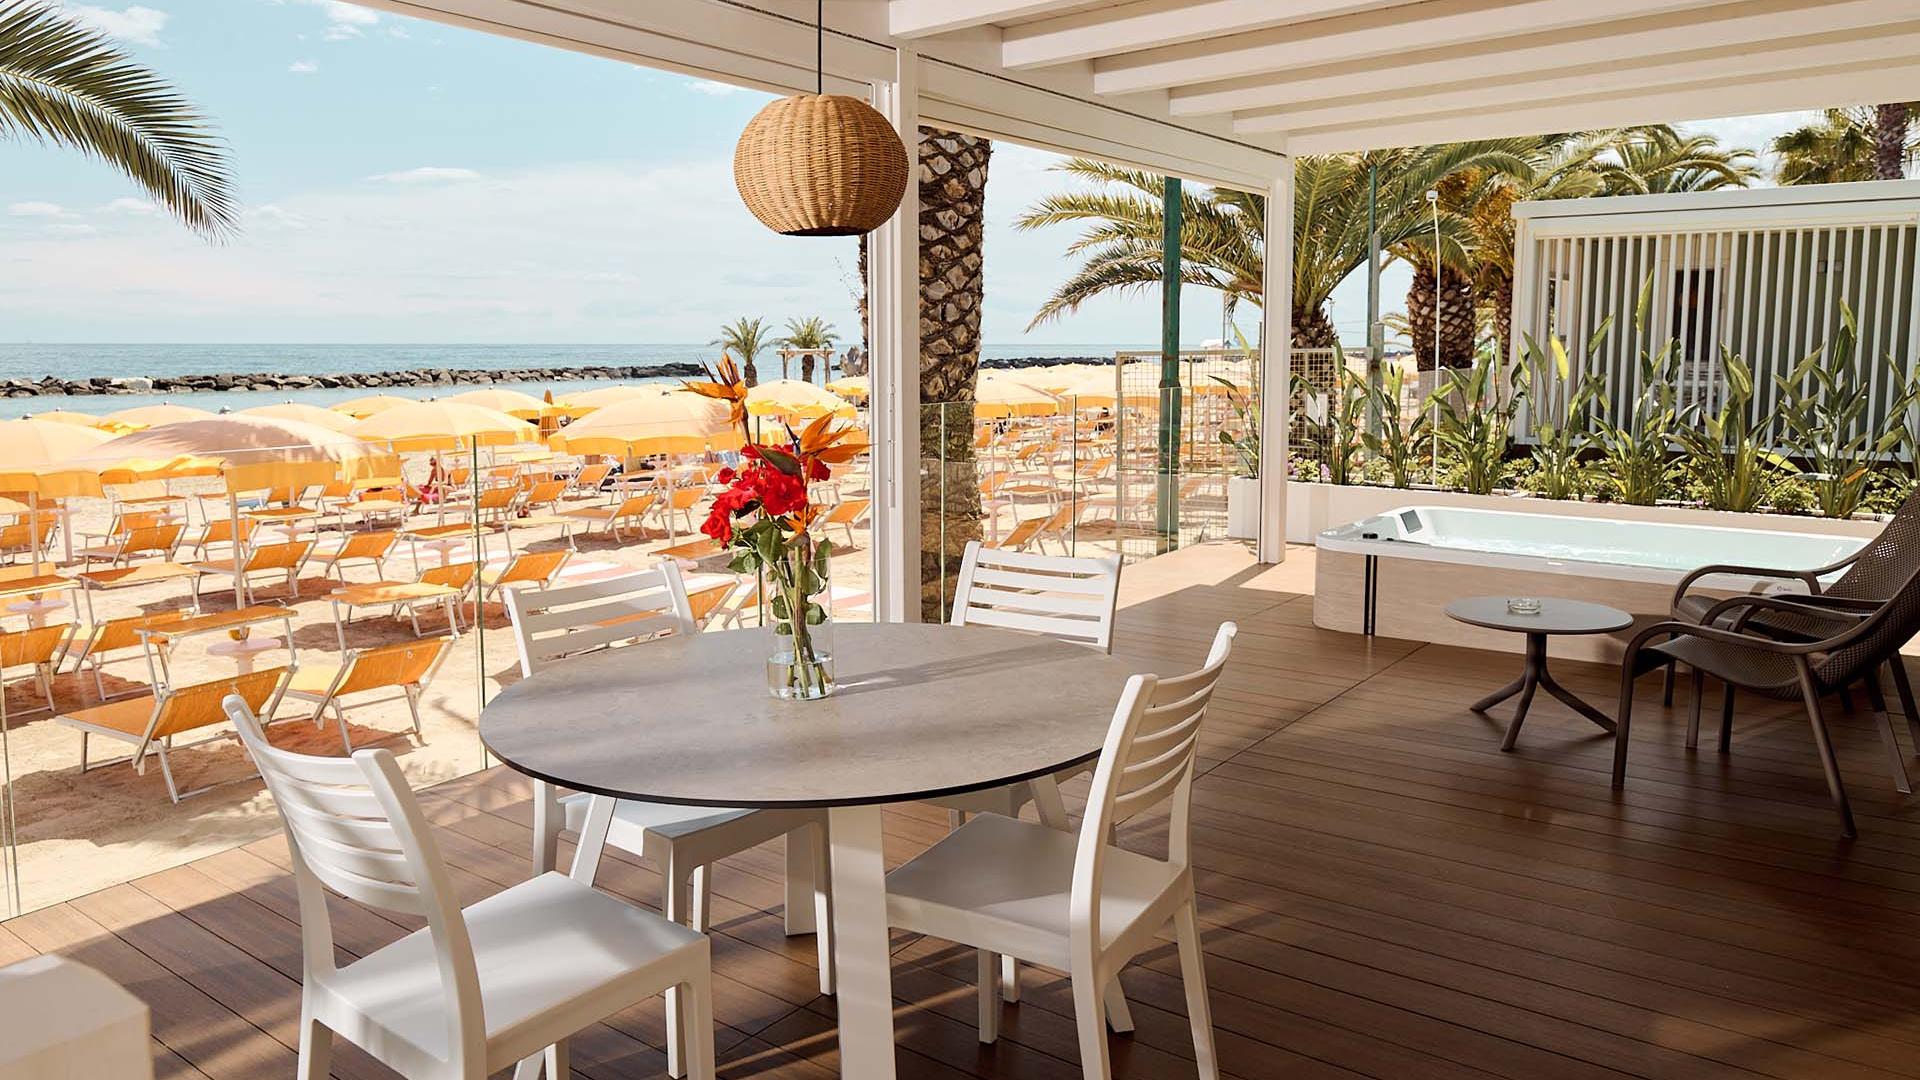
[1157,176,1183,553]
[1366,163,1383,433]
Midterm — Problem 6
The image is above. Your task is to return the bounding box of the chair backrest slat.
[504,562,695,676]
[1075,621,1236,941]
[950,541,1121,653]
[334,638,452,697]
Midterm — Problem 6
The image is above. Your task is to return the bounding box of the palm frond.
[0,0,236,239]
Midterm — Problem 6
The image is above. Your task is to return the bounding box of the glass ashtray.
[1506,597,1543,616]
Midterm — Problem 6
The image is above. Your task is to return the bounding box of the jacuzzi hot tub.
[1313,505,1870,659]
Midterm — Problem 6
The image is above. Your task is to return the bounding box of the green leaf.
[756,445,803,476]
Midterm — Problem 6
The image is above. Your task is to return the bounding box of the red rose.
[715,466,736,484]
[805,457,829,482]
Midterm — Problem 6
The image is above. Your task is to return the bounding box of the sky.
[0,1,1827,349]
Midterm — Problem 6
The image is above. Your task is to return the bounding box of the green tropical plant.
[1292,366,1367,485]
[1590,276,1687,505]
[1430,347,1517,495]
[1881,355,1920,498]
[1211,375,1259,478]
[778,316,838,382]
[1776,306,1903,518]
[1016,143,1529,348]
[1359,364,1430,488]
[1674,351,1786,513]
[0,0,237,238]
[1518,325,1606,500]
[711,316,772,387]
[1773,107,1919,185]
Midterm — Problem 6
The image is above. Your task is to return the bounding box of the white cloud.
[366,166,481,184]
[687,79,744,97]
[243,205,309,231]
[44,224,97,238]
[8,201,70,218]
[288,59,319,74]
[67,4,167,47]
[100,198,157,215]
[298,0,378,39]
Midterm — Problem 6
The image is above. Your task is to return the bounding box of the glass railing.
[920,355,1261,621]
[0,402,874,915]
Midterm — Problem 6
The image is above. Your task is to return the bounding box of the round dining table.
[480,621,1139,1078]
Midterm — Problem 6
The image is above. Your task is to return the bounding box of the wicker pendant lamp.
[733,0,909,237]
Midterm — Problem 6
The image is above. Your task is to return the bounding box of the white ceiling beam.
[1233,22,1920,133]
[1092,0,1739,96]
[1169,0,1917,116]
[1282,56,1920,154]
[1000,0,1402,70]
[887,0,1086,39]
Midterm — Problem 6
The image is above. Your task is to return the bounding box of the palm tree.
[710,316,772,387]
[0,1,237,238]
[1771,108,1918,185]
[1017,142,1527,350]
[1876,104,1910,180]
[779,316,838,382]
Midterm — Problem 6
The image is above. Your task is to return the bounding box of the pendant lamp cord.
[815,0,823,95]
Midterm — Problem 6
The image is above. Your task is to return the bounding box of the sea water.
[0,343,1143,418]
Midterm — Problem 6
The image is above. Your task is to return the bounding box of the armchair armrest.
[1672,563,1821,608]
[1700,594,1872,634]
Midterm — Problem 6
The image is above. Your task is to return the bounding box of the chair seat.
[1649,635,1802,696]
[286,664,346,696]
[561,507,618,523]
[323,871,704,1069]
[57,696,156,738]
[189,559,239,575]
[1672,593,1721,624]
[885,813,1180,967]
[558,790,759,843]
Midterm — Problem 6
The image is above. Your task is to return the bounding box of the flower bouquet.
[689,356,865,699]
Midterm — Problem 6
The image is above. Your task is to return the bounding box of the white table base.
[828,804,897,1079]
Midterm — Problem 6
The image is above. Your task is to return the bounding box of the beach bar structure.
[1513,179,1920,425]
[10,4,1920,1080]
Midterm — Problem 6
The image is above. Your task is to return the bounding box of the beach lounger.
[190,538,314,606]
[817,498,869,547]
[283,636,452,752]
[307,529,398,584]
[70,609,193,701]
[561,493,654,543]
[58,666,290,802]
[188,516,258,560]
[326,562,472,650]
[0,517,56,565]
[75,523,184,568]
[3,622,76,715]
[480,548,569,602]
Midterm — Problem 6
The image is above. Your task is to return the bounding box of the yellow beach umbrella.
[746,379,856,422]
[346,400,538,452]
[0,419,119,572]
[241,401,360,432]
[90,416,398,598]
[548,394,743,457]
[331,393,414,419]
[560,384,672,412]
[825,375,869,400]
[22,409,119,430]
[104,402,216,430]
[446,387,561,420]
[1051,368,1161,409]
[975,374,1062,419]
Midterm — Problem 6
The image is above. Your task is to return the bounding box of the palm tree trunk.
[801,353,816,383]
[1408,263,1475,370]
[917,127,991,622]
[1487,273,1514,366]
[1876,104,1909,180]
[1291,305,1340,351]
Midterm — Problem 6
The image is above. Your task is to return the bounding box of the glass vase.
[765,534,835,700]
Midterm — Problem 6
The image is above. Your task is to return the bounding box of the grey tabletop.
[1444,595,1635,636]
[479,623,1142,809]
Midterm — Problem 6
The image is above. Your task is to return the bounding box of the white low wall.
[1285,482,1885,544]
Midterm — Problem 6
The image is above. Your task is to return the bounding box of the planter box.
[1226,476,1260,540]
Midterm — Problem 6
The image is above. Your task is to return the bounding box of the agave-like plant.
[1291,366,1367,485]
[0,0,237,238]
[1519,324,1607,501]
[1359,364,1430,488]
[1589,275,1685,505]
[1776,305,1903,518]
[1430,347,1517,495]
[1675,351,1787,513]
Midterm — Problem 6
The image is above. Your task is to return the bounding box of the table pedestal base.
[828,804,897,1079]
[1473,632,1618,751]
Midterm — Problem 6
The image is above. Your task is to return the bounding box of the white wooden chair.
[504,560,834,1078]
[223,694,714,1080]
[887,621,1235,1079]
[940,540,1124,1002]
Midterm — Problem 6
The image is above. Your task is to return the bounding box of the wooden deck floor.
[8,542,1920,1079]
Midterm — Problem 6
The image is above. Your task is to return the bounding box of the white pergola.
[360,0,1909,621]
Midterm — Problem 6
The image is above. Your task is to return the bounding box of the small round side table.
[1445,596,1634,751]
